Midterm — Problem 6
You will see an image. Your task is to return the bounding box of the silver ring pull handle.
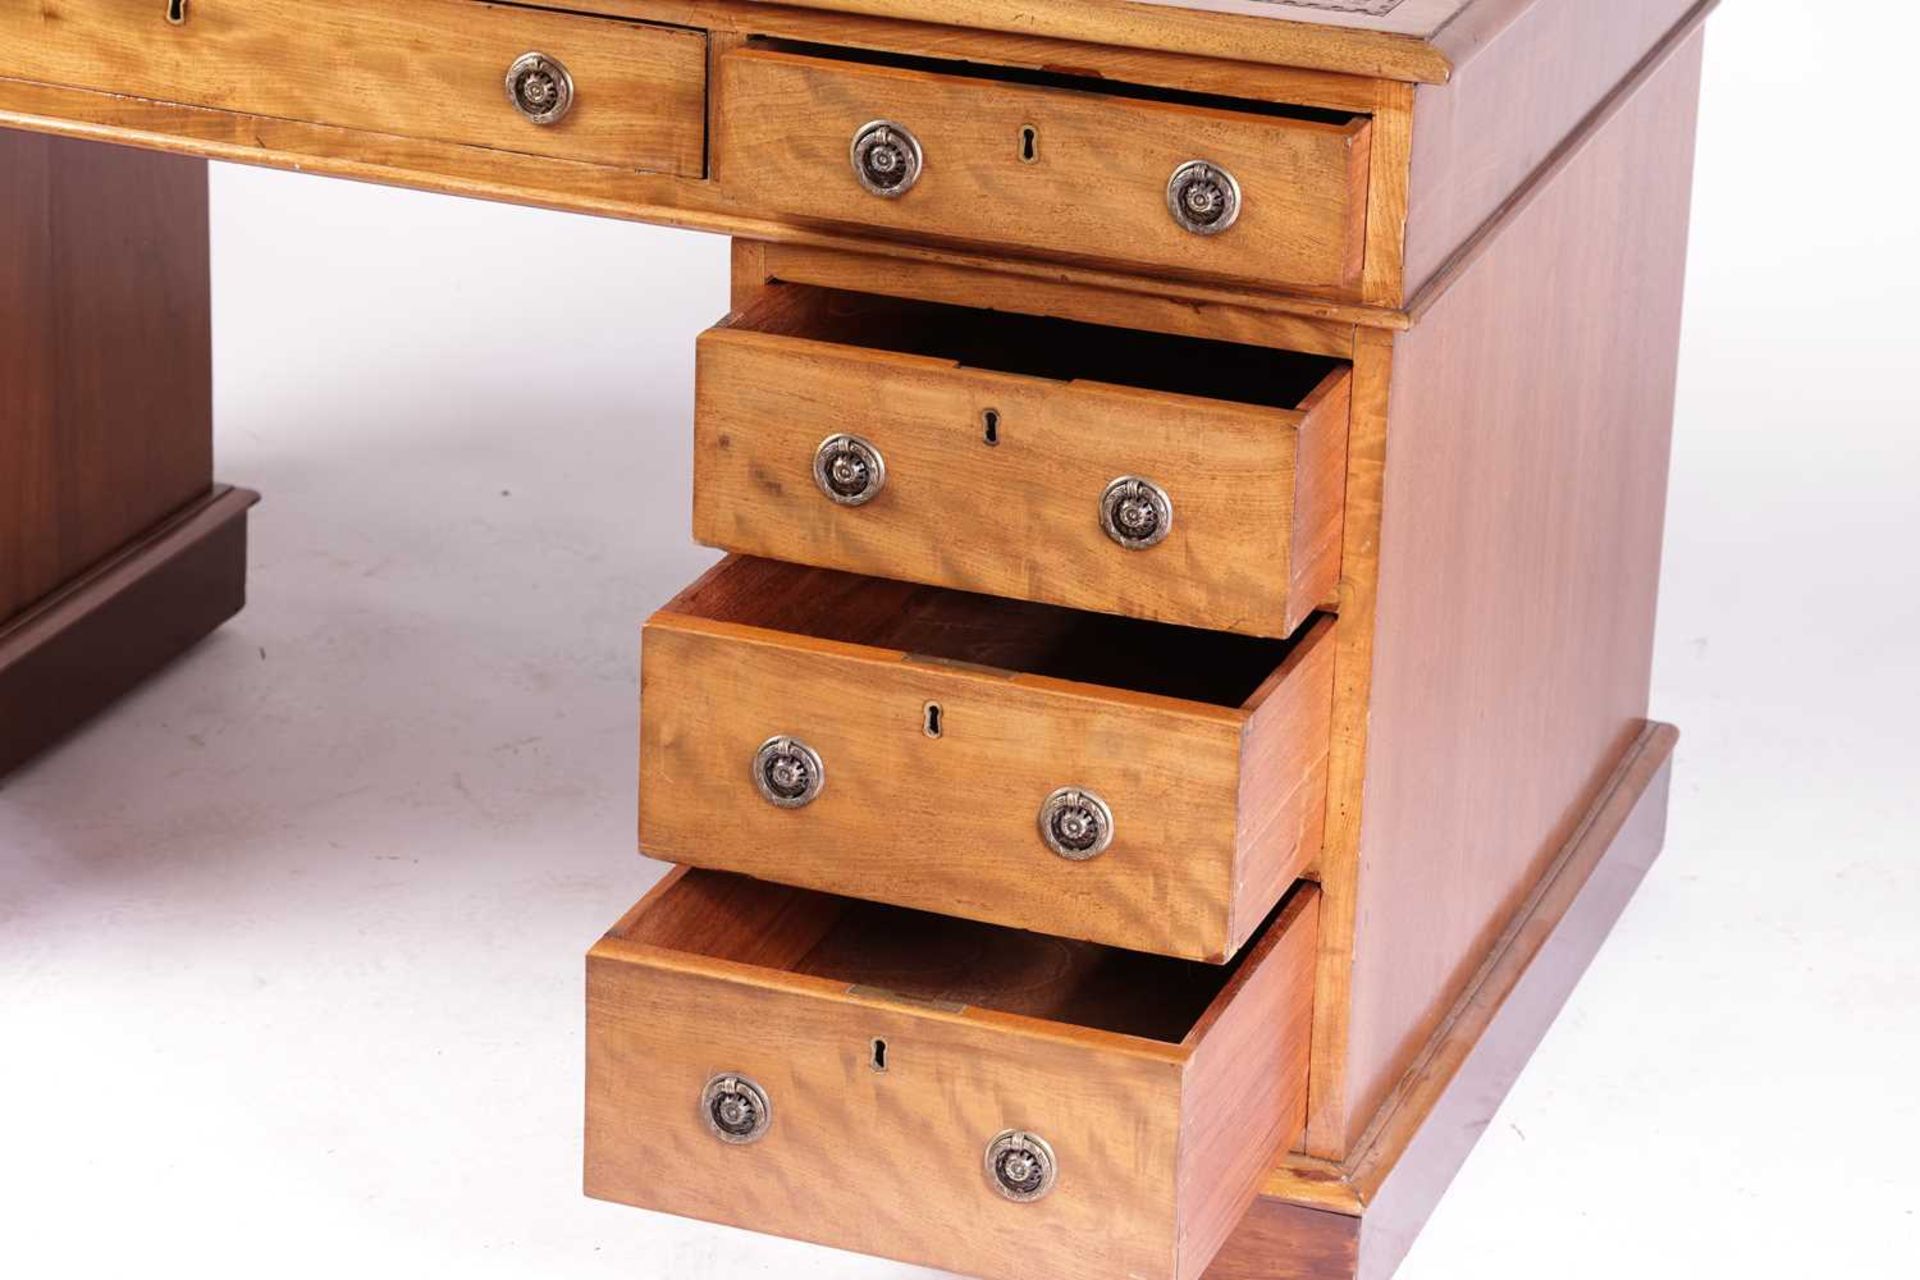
[1167,160,1242,236]
[701,1074,773,1145]
[506,52,575,126]
[813,434,887,506]
[985,1130,1058,1202]
[1038,787,1114,861]
[851,120,925,197]
[1100,476,1173,550]
[753,736,825,809]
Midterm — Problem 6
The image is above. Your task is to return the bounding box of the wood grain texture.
[715,45,1373,293]
[693,285,1351,637]
[1357,79,1412,309]
[754,241,1358,359]
[1218,723,1677,1280]
[1203,1199,1359,1280]
[0,0,709,179]
[1,486,257,777]
[1300,324,1392,1156]
[639,557,1335,962]
[1336,33,1703,1151]
[1178,888,1321,1276]
[2,129,212,622]
[723,0,1460,81]
[1403,0,1704,295]
[0,0,1428,319]
[587,871,1320,1280]
[0,76,1409,334]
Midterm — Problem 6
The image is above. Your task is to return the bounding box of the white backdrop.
[3,2,1916,1276]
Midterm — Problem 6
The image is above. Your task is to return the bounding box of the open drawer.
[586,868,1320,1280]
[639,556,1335,962]
[715,42,1373,291]
[694,286,1351,639]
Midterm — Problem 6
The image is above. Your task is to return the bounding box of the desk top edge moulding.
[0,2,1714,1278]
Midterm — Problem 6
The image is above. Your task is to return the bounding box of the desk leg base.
[1206,722,1679,1280]
[0,485,259,777]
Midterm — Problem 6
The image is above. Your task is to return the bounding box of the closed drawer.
[586,868,1320,1280]
[695,285,1350,639]
[0,0,707,177]
[717,43,1372,290]
[639,556,1335,963]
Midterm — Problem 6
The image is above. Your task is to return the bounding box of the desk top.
[743,0,1517,82]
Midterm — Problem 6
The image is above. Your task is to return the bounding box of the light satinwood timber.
[0,81,1404,336]
[1357,78,1413,308]
[0,0,1415,314]
[716,44,1373,294]
[0,0,709,179]
[1332,31,1703,1152]
[1300,324,1393,1157]
[692,284,1350,637]
[586,869,1321,1280]
[1203,723,1677,1279]
[751,241,1359,358]
[0,2,1714,1277]
[7,0,1707,322]
[639,556,1335,962]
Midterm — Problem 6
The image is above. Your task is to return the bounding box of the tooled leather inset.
[1241,0,1408,15]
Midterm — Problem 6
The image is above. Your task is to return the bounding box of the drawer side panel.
[1178,887,1320,1279]
[1232,623,1337,952]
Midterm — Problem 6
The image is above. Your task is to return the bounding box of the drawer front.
[693,317,1351,639]
[639,558,1335,962]
[0,0,708,177]
[585,870,1321,1280]
[717,47,1372,289]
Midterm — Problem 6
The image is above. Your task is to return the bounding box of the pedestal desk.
[0,2,1711,1276]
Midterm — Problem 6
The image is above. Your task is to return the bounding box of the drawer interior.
[666,556,1315,708]
[730,285,1344,411]
[619,868,1301,1044]
[745,38,1363,129]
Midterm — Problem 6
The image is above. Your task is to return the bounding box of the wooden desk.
[0,3,1713,1277]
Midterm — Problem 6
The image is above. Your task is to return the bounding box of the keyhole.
[923,702,943,739]
[166,0,188,24]
[1019,125,1040,164]
[982,409,1000,447]
[871,1038,889,1072]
